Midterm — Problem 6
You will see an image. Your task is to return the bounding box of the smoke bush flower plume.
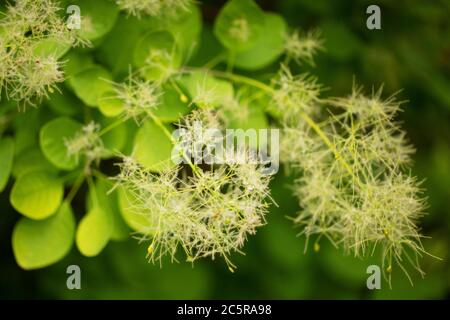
[114,110,272,271]
[110,74,161,124]
[0,0,86,105]
[284,29,323,66]
[276,67,428,284]
[64,122,107,172]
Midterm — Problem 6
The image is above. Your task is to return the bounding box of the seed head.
[114,110,272,270]
[284,29,323,66]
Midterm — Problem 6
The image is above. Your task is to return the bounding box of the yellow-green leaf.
[133,120,174,172]
[12,202,75,270]
[10,172,63,220]
[40,117,83,170]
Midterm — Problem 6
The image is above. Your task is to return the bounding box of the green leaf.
[10,171,64,220]
[234,13,287,70]
[179,72,234,108]
[133,120,174,172]
[95,179,130,241]
[98,90,124,117]
[226,101,268,148]
[227,102,268,130]
[63,50,95,78]
[133,30,182,81]
[96,15,156,77]
[72,0,119,41]
[12,147,57,179]
[69,66,113,107]
[0,137,14,192]
[214,0,265,52]
[12,109,40,156]
[165,4,202,59]
[40,117,83,170]
[153,85,190,122]
[76,184,113,257]
[12,202,75,270]
[32,38,71,59]
[118,187,153,232]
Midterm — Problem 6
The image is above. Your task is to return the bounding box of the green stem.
[65,173,85,204]
[299,111,358,181]
[203,53,226,69]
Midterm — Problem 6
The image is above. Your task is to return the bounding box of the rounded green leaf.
[10,171,64,220]
[69,66,113,107]
[118,187,153,232]
[12,109,40,156]
[235,13,287,70]
[40,117,83,170]
[153,85,190,122]
[226,103,268,148]
[133,120,175,172]
[32,38,71,59]
[12,202,75,270]
[73,0,119,41]
[179,72,234,108]
[12,147,57,179]
[76,206,112,257]
[0,137,14,192]
[165,4,202,59]
[95,179,130,241]
[214,0,265,52]
[96,15,157,77]
[63,50,95,78]
[98,90,124,117]
[134,30,181,81]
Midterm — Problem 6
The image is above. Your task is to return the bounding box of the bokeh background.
[1,0,449,299]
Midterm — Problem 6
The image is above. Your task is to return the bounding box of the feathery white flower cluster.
[0,0,84,105]
[276,67,426,280]
[116,0,193,18]
[112,75,161,124]
[284,30,323,66]
[115,110,272,270]
[271,65,322,122]
[64,122,107,169]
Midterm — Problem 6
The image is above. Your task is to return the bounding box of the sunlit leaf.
[12,147,57,179]
[133,30,182,81]
[39,117,83,170]
[179,71,234,108]
[12,202,75,270]
[76,185,113,257]
[117,187,154,232]
[133,120,174,172]
[214,0,265,52]
[72,0,119,41]
[69,66,113,107]
[234,13,287,70]
[10,171,64,220]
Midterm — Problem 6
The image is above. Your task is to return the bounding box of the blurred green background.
[1,0,449,299]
